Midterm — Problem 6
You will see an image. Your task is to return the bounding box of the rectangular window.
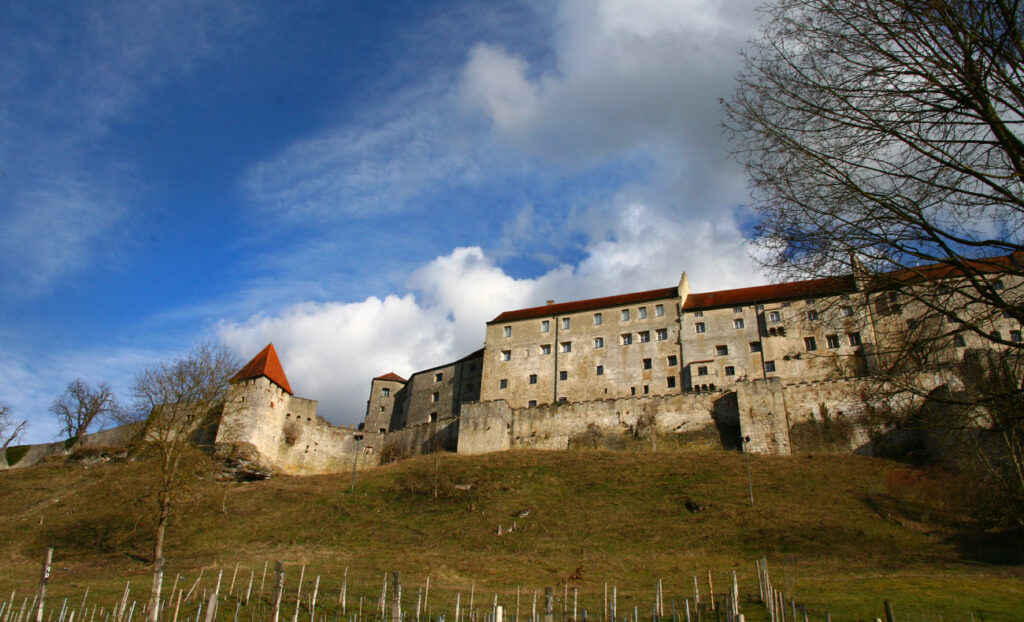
[596,365,604,376]
[995,279,1006,290]
[782,302,791,307]
[643,385,650,395]
[725,366,735,376]
[826,334,840,349]
[594,312,603,325]
[697,365,708,376]
[561,317,571,330]
[804,336,817,351]
[749,341,762,353]
[695,322,706,333]
[528,400,537,407]
[622,333,633,345]
[755,304,764,311]
[541,320,550,333]
[693,310,704,317]
[435,372,443,382]
[764,361,776,373]
[638,330,651,343]
[655,304,664,317]
[429,412,437,422]
[501,350,511,361]
[768,311,781,323]
[656,328,668,341]
[848,332,862,346]
[594,337,604,348]
[499,379,508,389]
[541,344,552,355]
[431,392,439,403]
[906,318,917,330]
[642,358,652,369]
[638,307,648,319]
[991,330,1002,341]
[667,376,676,388]
[734,318,744,329]
[716,345,728,356]
[503,326,512,337]
[841,306,854,317]
[667,355,678,366]
[1013,330,1022,343]
[621,309,630,321]
[559,370,568,381]
[529,374,537,384]
[381,388,390,397]
[954,334,966,347]
[807,310,818,321]
[734,306,743,313]
[561,341,572,353]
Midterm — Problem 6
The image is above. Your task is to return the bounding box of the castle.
[6,258,1015,474]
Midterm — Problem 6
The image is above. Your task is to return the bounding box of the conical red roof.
[373,372,407,383]
[230,343,293,394]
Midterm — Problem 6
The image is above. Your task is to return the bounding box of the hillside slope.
[0,449,1021,620]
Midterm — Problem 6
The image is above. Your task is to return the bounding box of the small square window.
[733,307,743,313]
[596,365,604,376]
[638,307,647,319]
[804,336,817,351]
[764,361,776,373]
[734,318,744,329]
[381,388,390,397]
[559,370,568,381]
[529,374,537,384]
[561,317,571,330]
[697,365,708,376]
[638,331,651,343]
[1012,330,1022,342]
[656,328,667,341]
[991,330,1002,340]
[1003,310,1014,319]
[667,376,676,388]
[642,358,652,370]
[621,309,630,321]
[848,332,862,346]
[841,306,854,317]
[541,320,550,333]
[749,341,762,353]
[667,355,678,366]
[768,311,781,323]
[499,379,508,389]
[631,387,636,396]
[622,333,633,345]
[995,279,1006,290]
[431,392,439,402]
[693,310,704,317]
[501,350,511,361]
[528,400,537,407]
[716,345,728,356]
[559,397,567,403]
[561,341,572,353]
[725,366,735,376]
[594,337,604,348]
[826,334,840,349]
[541,344,551,355]
[594,312,603,325]
[695,322,706,333]
[755,304,764,311]
[807,310,818,321]
[429,412,437,422]
[434,372,443,382]
[503,326,512,337]
[954,334,966,347]
[906,318,917,330]
[655,304,664,317]
[643,385,650,395]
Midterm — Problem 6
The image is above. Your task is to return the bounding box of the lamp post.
[350,434,362,493]
[742,435,754,506]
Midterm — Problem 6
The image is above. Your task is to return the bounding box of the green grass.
[0,448,1021,621]
[4,444,29,467]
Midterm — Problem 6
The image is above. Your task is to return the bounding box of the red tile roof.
[489,287,679,323]
[229,343,293,394]
[683,276,857,311]
[373,372,407,383]
[865,253,1024,289]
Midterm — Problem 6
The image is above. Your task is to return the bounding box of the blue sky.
[2,0,767,442]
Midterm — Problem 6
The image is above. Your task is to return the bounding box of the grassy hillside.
[1,448,1022,621]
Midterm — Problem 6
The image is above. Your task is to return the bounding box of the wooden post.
[293,566,306,622]
[469,583,474,618]
[455,593,460,622]
[603,585,607,622]
[610,588,616,622]
[270,563,285,622]
[707,572,714,613]
[531,591,536,622]
[229,564,240,599]
[34,550,53,622]
[172,591,182,622]
[391,571,401,622]
[515,588,520,622]
[424,578,430,614]
[379,574,388,619]
[203,591,217,622]
[543,589,552,622]
[573,588,578,622]
[261,563,269,601]
[416,589,422,622]
[340,569,348,615]
[310,577,320,622]
[245,571,254,606]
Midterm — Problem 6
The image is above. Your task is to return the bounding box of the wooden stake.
[229,564,240,599]
[172,591,182,622]
[292,566,306,622]
[260,563,269,601]
[424,578,429,613]
[35,549,53,622]
[391,572,401,622]
[270,563,285,622]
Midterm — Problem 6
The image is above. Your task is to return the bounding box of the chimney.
[546,300,555,305]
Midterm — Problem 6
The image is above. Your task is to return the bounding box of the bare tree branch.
[49,379,119,440]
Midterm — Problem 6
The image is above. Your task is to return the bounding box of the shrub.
[5,445,29,466]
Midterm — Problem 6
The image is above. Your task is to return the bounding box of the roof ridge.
[230,343,294,395]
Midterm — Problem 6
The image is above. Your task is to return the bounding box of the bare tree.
[50,379,119,441]
[127,342,240,622]
[1,402,28,449]
[724,0,1024,524]
[724,0,1024,343]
